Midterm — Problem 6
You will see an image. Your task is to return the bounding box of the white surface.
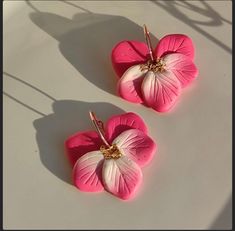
[3,0,232,229]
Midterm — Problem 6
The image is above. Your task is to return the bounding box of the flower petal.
[65,131,103,166]
[102,156,142,200]
[113,129,157,167]
[117,65,147,103]
[163,53,198,87]
[155,34,195,60]
[105,112,148,143]
[141,71,181,112]
[73,151,104,192]
[111,40,149,77]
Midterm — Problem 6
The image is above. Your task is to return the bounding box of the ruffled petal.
[155,34,195,60]
[111,40,149,77]
[113,129,157,167]
[65,131,103,166]
[163,53,198,87]
[117,65,147,103]
[141,71,181,112]
[73,151,104,192]
[102,156,142,200]
[105,112,148,143]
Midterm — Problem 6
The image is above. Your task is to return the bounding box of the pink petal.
[155,34,195,60]
[73,151,104,192]
[117,65,147,103]
[105,112,148,143]
[113,129,157,167]
[164,53,198,87]
[102,156,142,200]
[141,71,181,112]
[111,40,149,77]
[65,131,103,166]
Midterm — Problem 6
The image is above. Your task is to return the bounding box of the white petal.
[113,129,157,167]
[141,70,181,112]
[163,53,198,87]
[102,156,142,200]
[118,65,147,103]
[73,151,104,192]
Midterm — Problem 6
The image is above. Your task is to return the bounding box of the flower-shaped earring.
[65,112,157,200]
[112,25,198,112]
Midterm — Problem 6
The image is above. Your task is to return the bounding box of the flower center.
[140,58,166,73]
[100,144,122,159]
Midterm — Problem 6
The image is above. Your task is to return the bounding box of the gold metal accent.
[140,58,166,73]
[89,112,122,159]
[100,144,122,159]
[142,25,166,72]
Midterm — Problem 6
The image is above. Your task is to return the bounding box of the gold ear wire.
[143,24,154,62]
[89,111,110,147]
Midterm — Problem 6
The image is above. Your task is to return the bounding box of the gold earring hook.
[89,111,111,147]
[143,24,154,62]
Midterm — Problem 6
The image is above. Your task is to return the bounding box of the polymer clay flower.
[112,25,198,112]
[65,112,157,200]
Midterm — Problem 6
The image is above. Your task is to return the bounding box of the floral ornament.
[65,112,157,200]
[111,25,198,112]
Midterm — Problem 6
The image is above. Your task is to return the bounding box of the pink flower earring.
[111,25,198,112]
[65,111,157,200]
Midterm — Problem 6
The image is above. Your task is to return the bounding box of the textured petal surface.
[102,156,142,200]
[141,71,181,112]
[164,53,198,87]
[73,151,104,192]
[65,131,103,166]
[113,129,157,167]
[117,65,147,103]
[105,112,148,143]
[155,34,195,60]
[111,40,149,77]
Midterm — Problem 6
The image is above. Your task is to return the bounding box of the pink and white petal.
[105,112,148,143]
[73,151,104,192]
[113,129,157,167]
[102,156,142,200]
[65,130,103,166]
[111,40,149,77]
[141,71,181,112]
[117,65,148,103]
[163,53,198,87]
[155,34,195,60]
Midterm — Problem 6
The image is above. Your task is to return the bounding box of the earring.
[65,111,157,200]
[111,25,198,112]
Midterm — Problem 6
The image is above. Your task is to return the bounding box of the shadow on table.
[26,0,158,95]
[33,100,125,185]
[151,0,232,54]
[4,71,125,185]
[209,194,232,230]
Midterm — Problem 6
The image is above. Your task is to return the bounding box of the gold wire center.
[140,58,166,73]
[100,144,122,159]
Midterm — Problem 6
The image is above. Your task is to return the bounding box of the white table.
[3,1,232,229]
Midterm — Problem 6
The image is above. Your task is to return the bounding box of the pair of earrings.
[65,25,198,200]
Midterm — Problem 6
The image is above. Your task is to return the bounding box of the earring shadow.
[28,10,158,95]
[33,100,125,185]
